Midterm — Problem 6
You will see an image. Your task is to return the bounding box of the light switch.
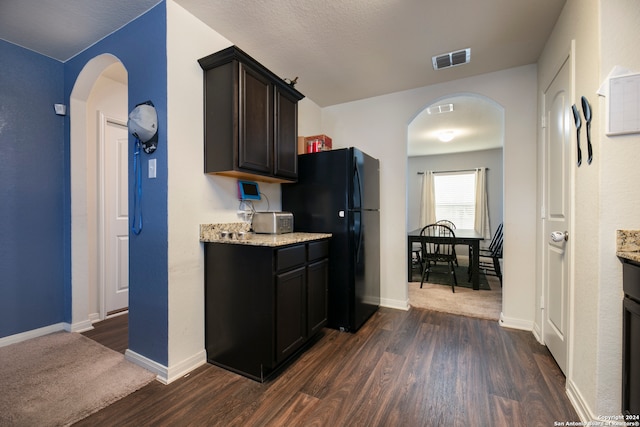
[148,159,157,179]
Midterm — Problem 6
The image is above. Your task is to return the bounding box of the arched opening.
[70,54,129,330]
[406,93,505,318]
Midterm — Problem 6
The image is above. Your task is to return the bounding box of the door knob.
[550,231,568,242]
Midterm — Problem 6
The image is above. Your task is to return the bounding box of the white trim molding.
[499,312,534,331]
[380,298,410,311]
[0,323,66,348]
[68,319,94,333]
[532,321,544,344]
[125,349,207,385]
[566,378,592,423]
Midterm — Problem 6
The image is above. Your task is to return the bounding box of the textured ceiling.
[0,0,162,62]
[0,0,566,154]
[174,0,566,107]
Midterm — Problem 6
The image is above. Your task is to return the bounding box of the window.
[433,172,476,229]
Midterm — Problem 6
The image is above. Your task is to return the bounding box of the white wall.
[166,0,232,374]
[321,65,538,322]
[598,0,640,415]
[407,148,504,237]
[299,98,323,136]
[165,1,323,376]
[537,0,640,418]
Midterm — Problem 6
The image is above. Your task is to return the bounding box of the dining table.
[407,228,485,290]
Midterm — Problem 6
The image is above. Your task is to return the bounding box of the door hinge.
[541,116,546,128]
[540,295,545,310]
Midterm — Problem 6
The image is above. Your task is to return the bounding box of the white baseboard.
[531,322,544,344]
[125,348,207,385]
[68,319,94,333]
[566,377,592,423]
[0,322,66,348]
[380,297,410,311]
[499,312,534,331]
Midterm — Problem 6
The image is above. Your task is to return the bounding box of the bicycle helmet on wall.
[128,100,158,154]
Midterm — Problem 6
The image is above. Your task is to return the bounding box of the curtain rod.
[417,167,488,175]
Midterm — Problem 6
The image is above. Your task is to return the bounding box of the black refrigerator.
[282,147,380,332]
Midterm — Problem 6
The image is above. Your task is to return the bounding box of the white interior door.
[542,55,572,374]
[104,119,129,314]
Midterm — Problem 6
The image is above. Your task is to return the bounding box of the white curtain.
[474,168,491,238]
[419,171,436,228]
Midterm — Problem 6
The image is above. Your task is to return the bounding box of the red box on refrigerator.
[304,134,332,153]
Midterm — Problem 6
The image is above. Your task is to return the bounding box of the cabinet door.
[274,87,298,179]
[239,64,272,174]
[623,297,640,415]
[307,259,329,336]
[275,266,307,363]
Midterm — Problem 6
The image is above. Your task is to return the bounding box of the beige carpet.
[409,268,502,321]
[0,331,156,426]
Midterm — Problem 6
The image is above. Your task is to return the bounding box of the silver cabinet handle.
[550,231,568,242]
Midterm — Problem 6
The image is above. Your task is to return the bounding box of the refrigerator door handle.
[353,159,364,263]
[354,211,363,264]
[353,157,363,209]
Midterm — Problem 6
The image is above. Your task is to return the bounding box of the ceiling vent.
[432,48,471,70]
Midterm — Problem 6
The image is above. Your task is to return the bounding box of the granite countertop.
[200,223,331,247]
[616,230,640,262]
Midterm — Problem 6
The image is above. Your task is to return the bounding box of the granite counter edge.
[200,224,330,247]
[617,229,640,262]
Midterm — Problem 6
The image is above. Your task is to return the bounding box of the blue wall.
[64,2,169,364]
[1,2,169,368]
[0,40,65,337]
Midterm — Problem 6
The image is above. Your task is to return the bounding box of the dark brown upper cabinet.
[198,46,304,183]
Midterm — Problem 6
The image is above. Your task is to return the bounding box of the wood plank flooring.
[81,312,128,354]
[78,308,579,426]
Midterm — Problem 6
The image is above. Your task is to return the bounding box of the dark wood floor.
[81,312,129,354]
[79,308,578,426]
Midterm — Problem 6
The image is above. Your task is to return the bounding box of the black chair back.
[486,223,503,256]
[419,223,458,292]
[435,219,456,230]
[420,224,456,263]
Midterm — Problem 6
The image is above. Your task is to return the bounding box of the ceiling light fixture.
[437,130,455,142]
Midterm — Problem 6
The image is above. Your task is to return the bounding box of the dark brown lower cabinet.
[205,239,329,382]
[307,259,329,336]
[275,266,306,363]
[622,260,640,415]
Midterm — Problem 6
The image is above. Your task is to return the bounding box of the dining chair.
[435,220,459,266]
[435,219,456,229]
[420,223,458,292]
[412,242,423,273]
[468,223,503,286]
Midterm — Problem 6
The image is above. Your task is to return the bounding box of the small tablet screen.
[238,180,260,200]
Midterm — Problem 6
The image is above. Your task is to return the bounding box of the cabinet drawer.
[624,261,640,302]
[308,240,329,262]
[276,245,306,271]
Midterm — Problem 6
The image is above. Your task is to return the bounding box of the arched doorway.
[406,93,504,318]
[70,54,129,330]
